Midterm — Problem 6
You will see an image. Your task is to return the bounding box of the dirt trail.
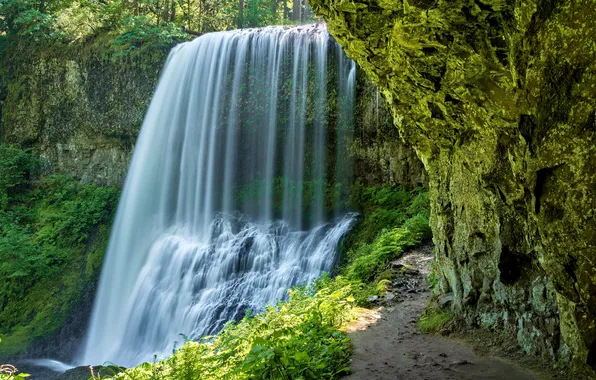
[344,243,544,380]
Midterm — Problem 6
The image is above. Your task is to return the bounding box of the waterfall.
[82,24,357,367]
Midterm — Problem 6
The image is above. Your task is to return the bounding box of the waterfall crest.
[82,24,356,366]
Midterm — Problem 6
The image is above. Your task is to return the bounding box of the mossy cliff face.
[1,51,166,185]
[353,70,426,187]
[311,0,596,373]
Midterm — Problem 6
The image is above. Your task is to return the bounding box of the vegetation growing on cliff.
[341,185,431,303]
[0,144,119,356]
[0,339,28,380]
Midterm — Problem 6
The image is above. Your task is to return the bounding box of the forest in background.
[0,0,319,55]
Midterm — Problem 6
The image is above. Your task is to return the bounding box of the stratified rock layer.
[311,0,596,374]
[1,55,161,185]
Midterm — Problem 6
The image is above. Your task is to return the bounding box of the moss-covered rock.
[1,44,168,186]
[311,0,596,375]
[353,70,426,187]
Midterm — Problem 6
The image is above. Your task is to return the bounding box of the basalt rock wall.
[1,52,163,185]
[353,69,426,188]
[310,0,596,375]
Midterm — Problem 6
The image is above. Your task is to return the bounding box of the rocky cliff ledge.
[311,0,596,375]
[1,53,162,185]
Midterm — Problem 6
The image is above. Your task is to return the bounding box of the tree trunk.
[292,0,300,22]
[162,0,169,23]
[238,0,244,28]
[283,0,287,20]
[271,0,277,21]
[198,0,204,32]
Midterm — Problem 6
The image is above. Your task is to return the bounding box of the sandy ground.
[344,243,544,380]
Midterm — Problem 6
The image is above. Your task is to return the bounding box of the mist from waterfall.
[82,24,356,367]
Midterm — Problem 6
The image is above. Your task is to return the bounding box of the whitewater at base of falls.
[104,214,356,366]
[81,24,356,367]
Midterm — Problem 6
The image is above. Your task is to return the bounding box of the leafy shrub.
[33,175,119,247]
[346,219,429,283]
[339,185,431,304]
[347,184,428,244]
[0,144,37,209]
[111,16,188,60]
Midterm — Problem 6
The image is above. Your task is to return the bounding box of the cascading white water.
[82,24,357,367]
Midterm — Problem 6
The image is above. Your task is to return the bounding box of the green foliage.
[338,185,431,304]
[0,145,37,209]
[0,0,68,41]
[347,184,429,244]
[101,276,354,380]
[33,175,119,247]
[0,364,30,379]
[0,145,119,356]
[0,0,320,60]
[241,0,275,28]
[345,216,431,284]
[418,312,454,334]
[110,16,188,60]
[0,339,29,379]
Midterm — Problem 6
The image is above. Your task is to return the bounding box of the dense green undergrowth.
[341,185,431,304]
[102,184,430,379]
[0,144,119,357]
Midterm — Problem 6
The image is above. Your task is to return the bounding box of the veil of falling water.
[82,24,357,367]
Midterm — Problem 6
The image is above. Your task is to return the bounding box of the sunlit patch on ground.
[343,307,382,333]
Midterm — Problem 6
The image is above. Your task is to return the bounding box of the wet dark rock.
[437,294,454,309]
[450,360,473,366]
[384,293,396,302]
[54,366,124,380]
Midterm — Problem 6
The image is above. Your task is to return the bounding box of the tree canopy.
[0,0,319,51]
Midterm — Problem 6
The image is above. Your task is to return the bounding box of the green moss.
[418,311,454,334]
